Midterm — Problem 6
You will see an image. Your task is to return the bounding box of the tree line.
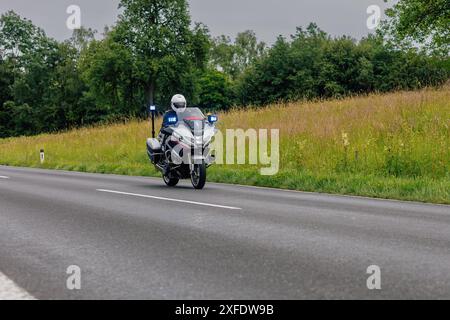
[0,0,448,138]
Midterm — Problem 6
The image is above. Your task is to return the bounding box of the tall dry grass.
[225,87,450,178]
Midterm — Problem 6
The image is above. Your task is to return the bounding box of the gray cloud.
[0,0,396,43]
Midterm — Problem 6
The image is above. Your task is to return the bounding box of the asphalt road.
[0,166,449,300]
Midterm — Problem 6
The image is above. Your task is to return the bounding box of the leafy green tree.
[0,11,59,134]
[234,31,266,73]
[0,11,88,135]
[236,36,291,105]
[0,58,15,137]
[115,0,198,107]
[210,30,265,80]
[68,26,97,54]
[79,34,140,122]
[196,69,234,110]
[0,11,59,69]
[236,23,448,106]
[0,57,14,115]
[189,23,211,71]
[382,0,450,55]
[237,24,327,105]
[286,24,329,99]
[210,35,235,76]
[42,43,87,129]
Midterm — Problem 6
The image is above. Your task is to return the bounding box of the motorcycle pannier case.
[147,138,162,163]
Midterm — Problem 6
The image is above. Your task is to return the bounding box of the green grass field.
[1,87,449,204]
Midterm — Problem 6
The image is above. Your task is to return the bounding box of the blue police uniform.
[162,110,177,127]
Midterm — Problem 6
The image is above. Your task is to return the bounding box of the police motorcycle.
[146,94,218,189]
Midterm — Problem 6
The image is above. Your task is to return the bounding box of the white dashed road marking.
[97,189,242,210]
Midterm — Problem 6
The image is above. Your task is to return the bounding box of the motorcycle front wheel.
[191,161,206,190]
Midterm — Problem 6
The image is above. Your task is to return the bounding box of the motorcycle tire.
[163,174,179,187]
[191,161,207,190]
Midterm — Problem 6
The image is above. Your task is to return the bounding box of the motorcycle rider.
[160,94,187,175]
[162,94,187,128]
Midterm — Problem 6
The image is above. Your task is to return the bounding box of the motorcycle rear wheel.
[163,174,179,187]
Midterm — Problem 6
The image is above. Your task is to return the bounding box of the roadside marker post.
[40,149,45,164]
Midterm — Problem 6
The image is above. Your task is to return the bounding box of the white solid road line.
[0,271,35,300]
[0,176,9,179]
[97,189,242,210]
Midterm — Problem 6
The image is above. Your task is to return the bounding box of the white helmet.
[171,94,187,113]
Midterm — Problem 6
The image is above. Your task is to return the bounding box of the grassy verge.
[1,87,449,204]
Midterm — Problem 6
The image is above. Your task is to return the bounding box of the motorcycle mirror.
[208,115,218,123]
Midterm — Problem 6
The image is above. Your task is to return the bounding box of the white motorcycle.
[146,107,218,189]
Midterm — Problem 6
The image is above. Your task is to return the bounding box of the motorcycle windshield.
[184,120,204,137]
[178,108,205,121]
[179,108,206,134]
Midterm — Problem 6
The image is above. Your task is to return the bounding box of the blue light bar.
[208,115,218,123]
[167,116,178,124]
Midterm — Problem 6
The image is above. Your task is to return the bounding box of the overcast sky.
[0,0,396,43]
